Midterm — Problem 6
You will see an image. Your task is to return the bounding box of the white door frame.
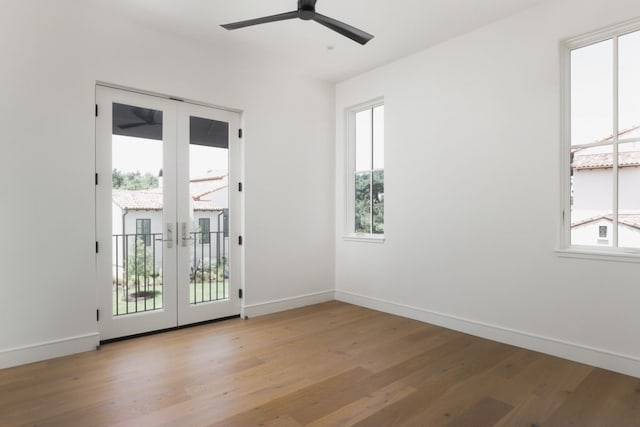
[96,85,243,341]
[176,101,242,325]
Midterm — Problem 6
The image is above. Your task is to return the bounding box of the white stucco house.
[111,171,229,273]
[571,125,640,247]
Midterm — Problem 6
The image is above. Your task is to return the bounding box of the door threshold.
[99,314,241,345]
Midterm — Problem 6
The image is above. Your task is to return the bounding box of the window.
[563,21,640,252]
[199,218,210,244]
[136,218,151,246]
[348,101,384,237]
[599,225,608,238]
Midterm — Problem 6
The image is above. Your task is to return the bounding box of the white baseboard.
[335,290,640,379]
[243,290,335,318]
[0,333,99,370]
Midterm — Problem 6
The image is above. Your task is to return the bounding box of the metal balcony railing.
[189,230,229,304]
[112,233,164,316]
[112,230,229,316]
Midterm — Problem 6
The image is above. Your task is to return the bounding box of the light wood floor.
[1,301,639,426]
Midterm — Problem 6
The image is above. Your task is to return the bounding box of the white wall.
[572,168,613,219]
[573,167,640,216]
[335,0,640,378]
[0,0,334,368]
[571,219,640,248]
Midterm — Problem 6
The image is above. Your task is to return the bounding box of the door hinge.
[238,182,243,192]
[96,309,100,322]
[95,173,98,185]
[95,241,99,253]
[238,289,243,299]
[95,104,98,117]
[238,235,243,245]
[238,128,243,139]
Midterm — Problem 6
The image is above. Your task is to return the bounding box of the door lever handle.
[162,223,173,248]
[181,222,194,247]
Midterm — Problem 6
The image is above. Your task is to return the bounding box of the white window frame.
[558,18,640,262]
[344,97,385,243]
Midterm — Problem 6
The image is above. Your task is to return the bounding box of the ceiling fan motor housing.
[299,9,315,20]
[299,3,315,20]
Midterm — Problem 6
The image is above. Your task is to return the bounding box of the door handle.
[161,223,173,248]
[181,222,194,247]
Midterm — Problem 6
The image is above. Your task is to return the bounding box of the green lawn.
[112,280,229,316]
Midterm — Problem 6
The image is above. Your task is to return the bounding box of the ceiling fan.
[118,107,162,130]
[221,0,374,45]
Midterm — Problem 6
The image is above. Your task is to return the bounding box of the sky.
[112,135,228,178]
[571,29,640,146]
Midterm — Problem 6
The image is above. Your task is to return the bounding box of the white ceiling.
[92,0,546,82]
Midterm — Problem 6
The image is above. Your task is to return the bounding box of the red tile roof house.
[111,171,229,275]
[570,125,640,247]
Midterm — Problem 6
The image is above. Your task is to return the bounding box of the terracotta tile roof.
[582,124,640,145]
[190,170,228,183]
[571,214,640,230]
[112,170,227,212]
[112,189,163,211]
[572,151,640,170]
[190,170,228,201]
[191,181,227,201]
[193,200,219,211]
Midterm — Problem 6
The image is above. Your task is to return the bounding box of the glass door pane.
[176,103,240,326]
[96,86,177,341]
[112,103,165,315]
[188,116,230,305]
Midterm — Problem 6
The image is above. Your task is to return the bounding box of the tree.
[355,171,384,234]
[112,168,158,190]
[125,237,157,293]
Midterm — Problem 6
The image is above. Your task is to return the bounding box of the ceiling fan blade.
[221,10,299,30]
[313,13,373,45]
[131,107,149,122]
[118,122,148,130]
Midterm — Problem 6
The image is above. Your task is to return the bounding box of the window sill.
[555,247,640,263]
[343,234,385,244]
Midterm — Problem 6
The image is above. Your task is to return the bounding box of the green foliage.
[125,237,158,290]
[355,173,371,233]
[191,259,227,284]
[355,171,384,234]
[372,170,384,234]
[112,168,159,190]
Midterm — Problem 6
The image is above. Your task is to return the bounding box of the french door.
[96,86,241,341]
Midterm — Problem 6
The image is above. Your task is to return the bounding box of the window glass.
[618,31,640,135]
[570,39,613,146]
[355,172,372,234]
[372,170,384,234]
[355,109,372,172]
[570,146,613,247]
[136,218,152,246]
[199,218,211,244]
[373,106,384,170]
[351,103,384,236]
[566,26,640,251]
[618,142,640,248]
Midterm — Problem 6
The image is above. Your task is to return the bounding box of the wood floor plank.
[543,368,640,427]
[209,367,372,426]
[305,381,417,427]
[370,339,519,426]
[1,301,639,427]
[447,396,513,427]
